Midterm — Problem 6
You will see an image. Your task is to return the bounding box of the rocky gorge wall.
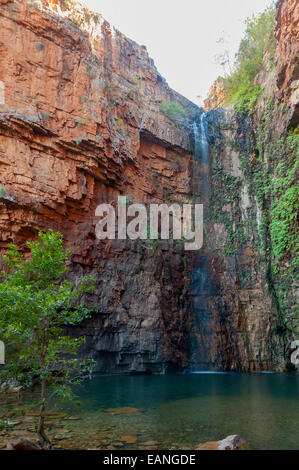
[194,0,298,371]
[0,0,297,373]
[189,105,291,372]
[0,0,198,373]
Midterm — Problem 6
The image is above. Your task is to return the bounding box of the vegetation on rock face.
[210,98,298,338]
[208,2,298,341]
[270,129,299,263]
[0,230,95,448]
[63,0,101,28]
[226,6,276,112]
[246,98,299,336]
[269,127,299,335]
[160,101,186,120]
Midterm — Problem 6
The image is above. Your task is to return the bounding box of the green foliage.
[0,186,6,197]
[209,92,298,335]
[251,110,299,335]
[0,418,14,432]
[270,129,299,263]
[226,6,276,112]
[270,186,298,261]
[75,117,85,126]
[159,101,186,120]
[0,229,96,446]
[125,77,142,102]
[229,83,263,113]
[132,76,142,85]
[209,163,246,256]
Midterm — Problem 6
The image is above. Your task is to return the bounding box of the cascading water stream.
[192,113,210,201]
[192,113,209,163]
[190,112,216,372]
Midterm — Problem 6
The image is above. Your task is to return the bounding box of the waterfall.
[192,113,210,201]
[190,112,216,372]
[192,113,209,163]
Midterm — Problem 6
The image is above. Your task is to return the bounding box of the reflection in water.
[190,256,218,371]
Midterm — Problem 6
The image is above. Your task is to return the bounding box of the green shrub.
[160,101,186,120]
[75,117,84,126]
[226,6,276,112]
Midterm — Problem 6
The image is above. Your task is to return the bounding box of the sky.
[81,0,273,105]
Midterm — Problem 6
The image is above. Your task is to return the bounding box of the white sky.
[81,0,273,104]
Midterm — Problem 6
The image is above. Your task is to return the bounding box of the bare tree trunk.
[37,377,52,450]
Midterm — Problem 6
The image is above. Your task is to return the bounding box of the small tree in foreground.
[0,229,96,449]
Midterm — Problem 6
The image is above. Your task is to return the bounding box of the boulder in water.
[6,438,40,451]
[196,435,249,450]
[218,435,248,450]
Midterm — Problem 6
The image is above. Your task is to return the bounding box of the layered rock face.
[204,77,227,111]
[189,107,289,372]
[275,0,299,126]
[194,0,298,371]
[0,0,197,373]
[0,0,295,373]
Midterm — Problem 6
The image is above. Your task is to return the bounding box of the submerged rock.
[119,434,138,444]
[103,407,141,415]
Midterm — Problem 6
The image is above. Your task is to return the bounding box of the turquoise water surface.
[61,372,299,450]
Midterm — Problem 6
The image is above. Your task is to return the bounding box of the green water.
[61,372,299,450]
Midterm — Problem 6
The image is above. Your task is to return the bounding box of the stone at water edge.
[218,435,248,450]
[196,435,249,450]
[6,438,40,451]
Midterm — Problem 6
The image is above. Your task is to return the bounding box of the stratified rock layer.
[0,0,296,373]
[190,107,290,372]
[189,0,297,372]
[204,76,227,111]
[0,0,196,373]
[275,0,299,125]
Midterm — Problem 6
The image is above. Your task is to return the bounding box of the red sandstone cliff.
[0,0,197,373]
[0,0,296,373]
[204,77,227,111]
[275,0,299,126]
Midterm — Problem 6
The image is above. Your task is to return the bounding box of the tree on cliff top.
[226,6,276,112]
[0,229,96,449]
